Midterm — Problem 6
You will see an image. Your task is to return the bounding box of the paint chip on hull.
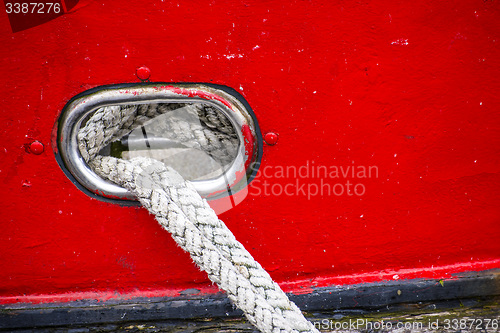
[391,38,409,46]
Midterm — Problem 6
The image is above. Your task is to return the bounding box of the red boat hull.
[0,0,499,320]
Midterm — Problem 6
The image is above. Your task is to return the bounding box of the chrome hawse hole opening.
[56,84,261,209]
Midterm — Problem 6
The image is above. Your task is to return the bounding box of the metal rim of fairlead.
[56,83,262,204]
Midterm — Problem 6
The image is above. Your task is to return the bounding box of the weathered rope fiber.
[78,104,320,333]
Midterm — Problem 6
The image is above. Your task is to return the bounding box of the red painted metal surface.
[0,0,499,305]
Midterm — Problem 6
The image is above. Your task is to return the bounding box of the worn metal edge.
[1,269,499,329]
[53,81,264,207]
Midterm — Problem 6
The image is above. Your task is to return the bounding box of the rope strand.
[79,104,320,333]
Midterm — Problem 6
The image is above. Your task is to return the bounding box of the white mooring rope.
[78,103,320,333]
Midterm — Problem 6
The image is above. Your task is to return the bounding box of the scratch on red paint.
[241,124,254,169]
[291,286,314,295]
[279,259,500,293]
[162,86,235,110]
[0,285,222,305]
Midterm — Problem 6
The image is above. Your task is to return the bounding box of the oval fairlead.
[55,83,262,208]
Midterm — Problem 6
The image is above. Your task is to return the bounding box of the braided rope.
[78,103,320,333]
[78,103,238,166]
